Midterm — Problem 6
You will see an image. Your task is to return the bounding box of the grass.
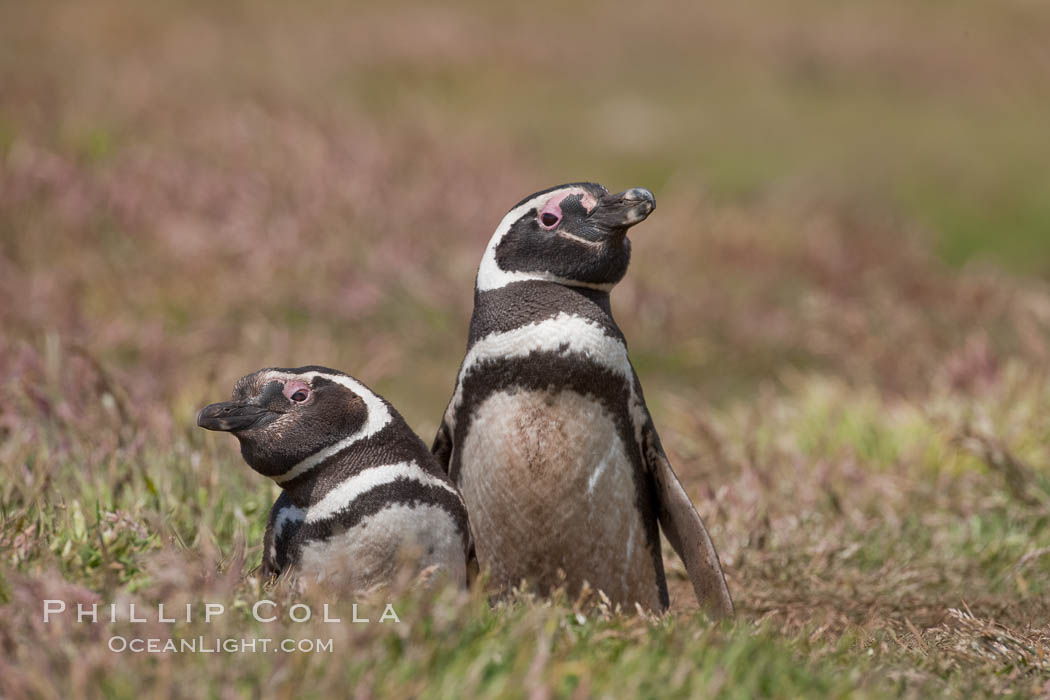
[2,0,1050,696]
[4,358,1050,697]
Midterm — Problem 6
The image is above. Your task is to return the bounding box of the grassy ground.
[2,0,1050,697]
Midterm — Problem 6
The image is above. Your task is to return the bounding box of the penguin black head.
[197,366,391,480]
[476,182,655,293]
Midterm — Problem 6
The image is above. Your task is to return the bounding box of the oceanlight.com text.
[107,636,335,654]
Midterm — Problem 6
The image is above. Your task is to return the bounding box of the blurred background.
[3,0,1049,426]
[4,1,1050,693]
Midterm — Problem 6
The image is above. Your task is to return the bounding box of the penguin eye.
[538,197,565,229]
[282,381,311,403]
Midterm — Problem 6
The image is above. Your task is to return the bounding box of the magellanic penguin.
[433,183,734,617]
[198,366,470,591]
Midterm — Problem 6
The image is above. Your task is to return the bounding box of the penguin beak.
[590,188,656,230]
[197,401,276,432]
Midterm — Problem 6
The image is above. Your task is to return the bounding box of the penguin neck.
[277,448,362,510]
[569,285,614,316]
[473,280,615,315]
[272,415,433,510]
[266,427,386,509]
[469,280,618,346]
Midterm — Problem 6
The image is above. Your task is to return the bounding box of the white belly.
[458,388,661,608]
[296,504,466,592]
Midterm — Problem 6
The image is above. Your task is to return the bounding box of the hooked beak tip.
[622,187,655,207]
[197,403,224,431]
[623,188,655,222]
[595,187,655,229]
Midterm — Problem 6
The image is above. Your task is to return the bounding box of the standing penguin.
[433,183,733,616]
[198,366,470,591]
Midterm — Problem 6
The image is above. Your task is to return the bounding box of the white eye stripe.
[476,188,614,293]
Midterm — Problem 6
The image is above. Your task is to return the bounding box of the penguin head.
[476,182,655,293]
[197,366,390,480]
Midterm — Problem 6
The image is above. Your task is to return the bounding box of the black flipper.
[260,495,283,580]
[432,413,454,478]
[645,426,734,619]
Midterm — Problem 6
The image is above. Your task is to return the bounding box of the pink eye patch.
[282,380,311,402]
[539,199,563,228]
